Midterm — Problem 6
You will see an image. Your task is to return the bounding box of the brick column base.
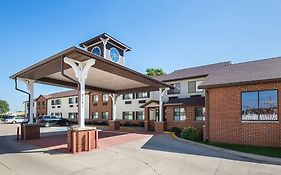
[154,121,166,133]
[21,123,40,140]
[144,121,149,130]
[108,120,120,130]
[67,127,97,153]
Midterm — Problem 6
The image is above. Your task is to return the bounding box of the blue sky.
[1,0,281,112]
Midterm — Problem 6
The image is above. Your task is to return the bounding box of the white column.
[101,37,109,58]
[64,57,95,128]
[159,88,163,122]
[24,80,35,124]
[112,94,117,121]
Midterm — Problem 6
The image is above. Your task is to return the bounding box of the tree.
[146,68,166,77]
[0,100,9,114]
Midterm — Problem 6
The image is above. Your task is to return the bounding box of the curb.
[164,132,281,165]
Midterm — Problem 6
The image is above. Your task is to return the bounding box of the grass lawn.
[206,142,281,158]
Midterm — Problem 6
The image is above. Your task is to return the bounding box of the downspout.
[14,77,31,117]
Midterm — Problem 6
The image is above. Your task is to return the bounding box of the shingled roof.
[199,56,281,88]
[154,62,230,82]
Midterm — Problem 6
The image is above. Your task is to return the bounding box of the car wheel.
[65,122,70,126]
[12,121,16,124]
[45,122,50,127]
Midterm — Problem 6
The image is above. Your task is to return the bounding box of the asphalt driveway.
[0,124,281,175]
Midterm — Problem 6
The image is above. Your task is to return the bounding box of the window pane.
[174,108,186,121]
[103,94,109,102]
[92,95,98,102]
[123,111,134,120]
[188,81,196,93]
[102,112,109,119]
[69,98,74,104]
[241,92,259,121]
[136,111,144,120]
[259,90,278,121]
[195,107,205,121]
[92,112,98,119]
[123,94,133,100]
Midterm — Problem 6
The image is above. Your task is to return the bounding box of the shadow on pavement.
[0,130,132,155]
[141,134,281,166]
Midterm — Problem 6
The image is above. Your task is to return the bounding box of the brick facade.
[165,105,205,131]
[207,82,281,147]
[89,92,112,121]
[36,96,47,117]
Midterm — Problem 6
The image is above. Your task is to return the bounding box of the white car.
[4,116,28,124]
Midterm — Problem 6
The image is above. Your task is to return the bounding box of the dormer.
[79,33,131,66]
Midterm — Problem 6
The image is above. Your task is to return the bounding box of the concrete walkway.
[0,124,281,175]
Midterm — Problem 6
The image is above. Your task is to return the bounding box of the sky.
[1,0,281,112]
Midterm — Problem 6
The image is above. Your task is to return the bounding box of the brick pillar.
[109,120,120,130]
[21,123,40,140]
[203,125,207,142]
[144,107,149,131]
[144,121,149,130]
[67,127,97,153]
[154,121,166,133]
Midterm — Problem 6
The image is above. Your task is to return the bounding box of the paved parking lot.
[0,123,281,175]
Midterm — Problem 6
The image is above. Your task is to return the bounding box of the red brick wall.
[89,92,112,120]
[165,105,205,131]
[36,96,47,117]
[208,82,281,147]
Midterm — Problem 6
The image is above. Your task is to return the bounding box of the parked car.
[1,115,15,121]
[4,116,28,124]
[36,115,72,127]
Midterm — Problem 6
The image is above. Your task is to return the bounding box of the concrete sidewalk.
[1,124,281,175]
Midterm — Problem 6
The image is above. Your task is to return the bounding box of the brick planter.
[155,121,166,133]
[109,120,120,130]
[67,126,97,153]
[21,123,40,140]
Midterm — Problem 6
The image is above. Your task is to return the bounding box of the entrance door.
[148,108,159,131]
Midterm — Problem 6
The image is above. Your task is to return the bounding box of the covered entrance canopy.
[10,46,172,128]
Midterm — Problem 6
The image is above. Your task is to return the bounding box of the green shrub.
[180,126,202,142]
[170,127,182,137]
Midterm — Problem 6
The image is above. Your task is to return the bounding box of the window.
[42,101,45,106]
[136,92,150,99]
[136,111,144,120]
[92,95,99,103]
[174,108,186,121]
[110,47,120,63]
[38,102,41,106]
[75,97,78,103]
[188,81,203,93]
[123,111,134,120]
[125,101,132,104]
[195,107,205,121]
[91,46,101,56]
[69,98,74,104]
[102,94,109,102]
[242,90,278,121]
[123,93,133,100]
[55,113,62,117]
[139,100,146,104]
[52,99,61,105]
[102,112,109,119]
[68,112,78,119]
[92,112,98,119]
[168,83,180,94]
[188,81,196,93]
